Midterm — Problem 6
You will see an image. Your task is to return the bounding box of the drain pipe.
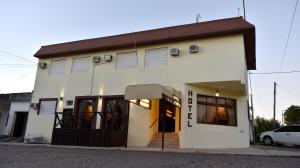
[90,62,96,95]
[161,108,165,151]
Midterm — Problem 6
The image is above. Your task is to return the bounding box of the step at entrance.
[148,132,179,148]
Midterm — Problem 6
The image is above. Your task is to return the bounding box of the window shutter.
[72,57,90,73]
[39,100,57,115]
[145,48,168,67]
[49,60,67,75]
[116,51,138,69]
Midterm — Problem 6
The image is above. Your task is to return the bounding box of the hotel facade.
[25,17,256,149]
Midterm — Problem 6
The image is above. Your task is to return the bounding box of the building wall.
[6,102,30,136]
[26,34,249,147]
[127,103,149,147]
[180,84,249,148]
[0,105,10,135]
[0,102,30,135]
[149,99,159,142]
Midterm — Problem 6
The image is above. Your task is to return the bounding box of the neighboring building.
[0,92,31,137]
[25,17,256,149]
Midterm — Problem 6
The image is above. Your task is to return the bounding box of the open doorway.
[12,112,28,137]
[158,99,176,133]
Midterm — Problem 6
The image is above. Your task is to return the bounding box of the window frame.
[37,98,58,115]
[71,56,90,73]
[197,94,237,127]
[49,59,67,76]
[144,47,168,67]
[115,51,138,69]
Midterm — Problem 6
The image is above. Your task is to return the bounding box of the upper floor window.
[116,51,137,69]
[71,57,90,73]
[197,94,237,127]
[49,59,67,75]
[145,47,168,67]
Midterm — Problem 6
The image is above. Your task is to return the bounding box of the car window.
[290,126,300,132]
[274,126,292,132]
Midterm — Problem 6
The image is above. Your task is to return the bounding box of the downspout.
[90,62,96,96]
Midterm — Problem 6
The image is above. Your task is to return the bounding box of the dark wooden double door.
[101,96,129,147]
[52,96,129,147]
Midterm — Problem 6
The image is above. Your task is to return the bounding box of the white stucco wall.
[180,84,249,148]
[127,103,149,147]
[26,34,250,148]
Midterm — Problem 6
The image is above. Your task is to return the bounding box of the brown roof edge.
[34,17,256,70]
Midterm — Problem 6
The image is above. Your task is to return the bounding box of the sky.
[0,0,299,122]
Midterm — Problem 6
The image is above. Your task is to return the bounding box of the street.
[0,145,299,168]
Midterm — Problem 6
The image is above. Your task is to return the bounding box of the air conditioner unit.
[38,62,47,69]
[189,45,198,53]
[93,56,101,63]
[30,103,39,109]
[104,55,113,62]
[170,48,179,56]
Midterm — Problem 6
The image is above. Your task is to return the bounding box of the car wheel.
[263,136,273,145]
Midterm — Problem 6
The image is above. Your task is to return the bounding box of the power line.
[1,51,36,64]
[251,70,300,74]
[1,69,35,91]
[277,84,300,97]
[276,0,299,81]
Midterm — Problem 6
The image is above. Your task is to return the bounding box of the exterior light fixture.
[129,99,151,109]
[215,90,220,97]
[173,95,181,107]
[140,99,150,109]
[129,99,138,104]
[60,97,63,101]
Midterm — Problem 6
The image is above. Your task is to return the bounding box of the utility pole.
[273,82,277,129]
[243,0,246,20]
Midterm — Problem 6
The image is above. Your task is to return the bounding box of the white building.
[25,17,256,149]
[0,93,31,137]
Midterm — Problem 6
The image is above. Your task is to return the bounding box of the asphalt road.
[0,145,299,168]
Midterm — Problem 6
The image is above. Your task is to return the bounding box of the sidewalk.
[0,142,299,157]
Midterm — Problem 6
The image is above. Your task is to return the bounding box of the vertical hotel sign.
[187,90,192,127]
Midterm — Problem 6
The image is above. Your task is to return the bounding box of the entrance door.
[158,99,176,132]
[102,96,129,147]
[75,96,98,129]
[12,112,28,137]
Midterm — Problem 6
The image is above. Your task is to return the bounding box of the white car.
[259,125,300,146]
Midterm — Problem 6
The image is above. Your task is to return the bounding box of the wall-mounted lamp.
[60,97,63,101]
[99,95,102,99]
[215,90,220,97]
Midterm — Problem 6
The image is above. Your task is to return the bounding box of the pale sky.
[0,0,299,122]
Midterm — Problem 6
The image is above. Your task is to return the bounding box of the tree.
[254,116,280,136]
[283,105,300,125]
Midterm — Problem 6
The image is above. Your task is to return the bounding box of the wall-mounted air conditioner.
[170,48,179,56]
[104,55,113,62]
[92,56,101,63]
[38,62,47,69]
[189,45,198,53]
